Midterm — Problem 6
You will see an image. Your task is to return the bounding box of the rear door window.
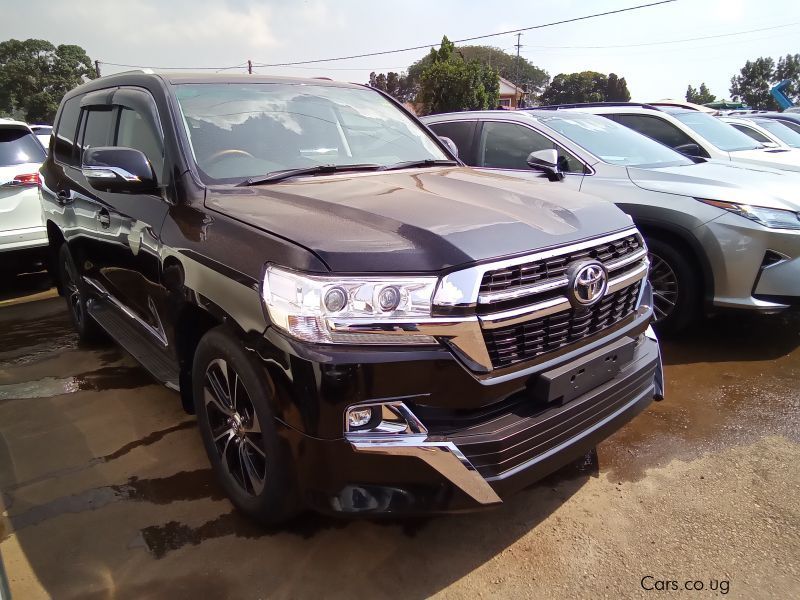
[54,96,82,165]
[0,128,46,166]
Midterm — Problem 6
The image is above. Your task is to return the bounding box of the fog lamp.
[347,407,373,428]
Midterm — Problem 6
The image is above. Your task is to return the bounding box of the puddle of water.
[0,366,151,401]
[3,421,197,493]
[2,469,224,541]
[599,312,800,483]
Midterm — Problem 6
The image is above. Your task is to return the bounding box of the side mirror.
[673,142,703,158]
[82,147,157,194]
[438,136,459,159]
[526,149,564,182]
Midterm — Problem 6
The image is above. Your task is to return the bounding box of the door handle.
[96,209,111,228]
[57,190,73,205]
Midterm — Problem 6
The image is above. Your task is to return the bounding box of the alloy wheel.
[648,252,679,323]
[203,358,266,496]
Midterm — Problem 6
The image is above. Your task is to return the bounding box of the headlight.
[262,265,439,345]
[699,199,800,230]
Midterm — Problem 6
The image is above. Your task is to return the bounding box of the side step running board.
[87,299,180,390]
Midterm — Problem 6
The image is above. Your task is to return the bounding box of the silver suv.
[579,103,800,173]
[423,110,800,333]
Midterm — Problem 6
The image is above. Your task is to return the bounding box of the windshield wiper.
[239,163,381,186]
[378,159,459,171]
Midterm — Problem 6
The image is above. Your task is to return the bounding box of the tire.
[57,243,106,343]
[645,236,700,335]
[193,326,298,525]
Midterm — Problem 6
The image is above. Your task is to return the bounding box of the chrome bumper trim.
[348,435,502,505]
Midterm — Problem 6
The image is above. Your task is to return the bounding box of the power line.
[518,20,800,49]
[251,0,677,67]
[97,61,245,71]
[95,0,677,74]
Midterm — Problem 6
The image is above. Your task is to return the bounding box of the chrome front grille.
[478,232,645,308]
[483,282,641,369]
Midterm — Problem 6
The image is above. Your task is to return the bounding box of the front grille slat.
[478,233,644,299]
[483,283,641,369]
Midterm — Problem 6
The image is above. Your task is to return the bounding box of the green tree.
[685,83,716,104]
[0,38,95,123]
[729,57,778,110]
[369,70,415,102]
[417,36,499,115]
[775,53,800,104]
[452,46,549,99]
[539,71,630,105]
[369,44,547,105]
[606,73,631,102]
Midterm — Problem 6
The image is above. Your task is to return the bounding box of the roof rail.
[526,102,662,111]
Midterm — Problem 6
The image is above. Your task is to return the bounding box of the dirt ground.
[1,270,798,600]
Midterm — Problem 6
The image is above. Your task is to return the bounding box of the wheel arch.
[634,220,715,305]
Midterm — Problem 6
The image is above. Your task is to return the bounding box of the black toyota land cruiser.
[40,72,663,523]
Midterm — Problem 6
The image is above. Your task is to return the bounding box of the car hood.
[205,167,631,273]
[627,161,800,211]
[728,148,800,172]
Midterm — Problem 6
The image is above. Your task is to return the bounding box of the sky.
[2,0,799,101]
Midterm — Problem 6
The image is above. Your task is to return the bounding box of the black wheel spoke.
[239,443,265,495]
[203,356,267,498]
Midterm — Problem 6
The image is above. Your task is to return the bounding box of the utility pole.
[94,60,101,78]
[247,60,252,75]
[514,33,522,108]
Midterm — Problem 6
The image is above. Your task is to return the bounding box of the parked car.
[722,110,800,135]
[422,110,800,332]
[29,125,53,151]
[40,72,663,523]
[721,116,800,149]
[0,118,48,269]
[564,102,800,173]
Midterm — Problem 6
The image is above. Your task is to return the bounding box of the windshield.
[753,119,800,148]
[671,111,761,152]
[174,83,447,183]
[0,128,46,166]
[539,113,693,168]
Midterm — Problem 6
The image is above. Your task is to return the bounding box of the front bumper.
[272,329,662,515]
[700,212,800,311]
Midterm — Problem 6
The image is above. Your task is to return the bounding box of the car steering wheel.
[206,149,256,164]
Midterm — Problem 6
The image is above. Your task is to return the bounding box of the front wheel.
[193,327,298,525]
[57,243,105,343]
[645,237,700,335]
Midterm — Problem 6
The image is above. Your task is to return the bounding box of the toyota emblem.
[567,260,608,308]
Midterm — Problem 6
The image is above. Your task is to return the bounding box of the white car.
[0,119,48,264]
[29,125,53,151]
[721,116,800,150]
[576,103,800,173]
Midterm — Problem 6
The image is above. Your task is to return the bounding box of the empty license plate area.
[531,336,636,406]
